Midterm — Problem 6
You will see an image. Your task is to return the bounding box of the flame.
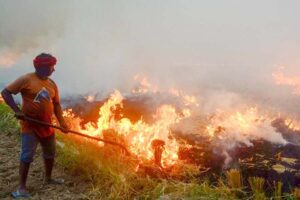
[61,76,295,168]
[284,118,300,131]
[63,90,190,167]
[133,75,199,107]
[118,104,182,166]
[272,66,300,95]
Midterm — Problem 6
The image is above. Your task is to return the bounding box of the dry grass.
[0,103,299,199]
[56,131,240,199]
[226,169,242,189]
[248,177,266,200]
[273,181,283,200]
[294,188,300,200]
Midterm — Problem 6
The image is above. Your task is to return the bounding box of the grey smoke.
[1,0,300,118]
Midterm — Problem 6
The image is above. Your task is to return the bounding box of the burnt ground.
[0,132,88,200]
[64,96,300,193]
[178,138,300,193]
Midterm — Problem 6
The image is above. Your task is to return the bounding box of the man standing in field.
[1,53,69,198]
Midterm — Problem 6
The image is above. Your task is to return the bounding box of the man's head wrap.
[33,53,57,68]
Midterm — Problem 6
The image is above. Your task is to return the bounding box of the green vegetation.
[0,103,299,199]
[0,103,19,135]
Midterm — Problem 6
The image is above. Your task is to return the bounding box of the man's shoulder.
[47,78,57,88]
[21,72,36,80]
[13,72,34,82]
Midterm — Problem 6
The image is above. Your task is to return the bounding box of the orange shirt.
[6,72,59,137]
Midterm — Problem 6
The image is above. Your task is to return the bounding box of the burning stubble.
[1,0,300,172]
[59,77,300,169]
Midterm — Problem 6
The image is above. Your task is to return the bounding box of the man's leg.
[44,157,54,181]
[19,161,30,191]
[39,134,63,184]
[18,133,38,192]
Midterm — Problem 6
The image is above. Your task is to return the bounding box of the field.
[0,102,299,199]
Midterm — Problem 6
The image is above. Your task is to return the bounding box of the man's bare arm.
[53,102,68,132]
[1,89,23,117]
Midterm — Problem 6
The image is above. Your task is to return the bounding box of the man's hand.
[59,122,69,134]
[15,111,25,120]
[53,102,69,134]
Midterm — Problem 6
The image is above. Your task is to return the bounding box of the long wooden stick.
[23,116,131,155]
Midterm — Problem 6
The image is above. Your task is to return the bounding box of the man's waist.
[22,113,53,121]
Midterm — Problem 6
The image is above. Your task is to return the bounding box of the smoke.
[1,0,300,118]
[0,1,69,65]
[272,66,300,95]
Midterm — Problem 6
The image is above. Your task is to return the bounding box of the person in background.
[1,53,69,199]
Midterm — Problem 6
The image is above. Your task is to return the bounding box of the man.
[1,53,69,198]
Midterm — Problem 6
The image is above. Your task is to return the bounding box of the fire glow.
[284,119,300,132]
[60,76,294,168]
[63,90,192,167]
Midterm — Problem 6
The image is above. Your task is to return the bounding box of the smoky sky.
[1,0,300,117]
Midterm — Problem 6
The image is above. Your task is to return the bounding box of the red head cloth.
[33,53,57,68]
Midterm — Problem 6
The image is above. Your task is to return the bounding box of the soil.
[0,132,88,200]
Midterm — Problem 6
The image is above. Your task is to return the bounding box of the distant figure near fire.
[1,53,69,199]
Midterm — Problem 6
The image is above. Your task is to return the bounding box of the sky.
[0,0,300,117]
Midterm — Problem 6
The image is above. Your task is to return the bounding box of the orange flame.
[63,90,191,167]
[284,118,300,131]
[133,75,199,107]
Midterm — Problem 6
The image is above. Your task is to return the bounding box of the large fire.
[61,75,298,169]
[63,89,192,167]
